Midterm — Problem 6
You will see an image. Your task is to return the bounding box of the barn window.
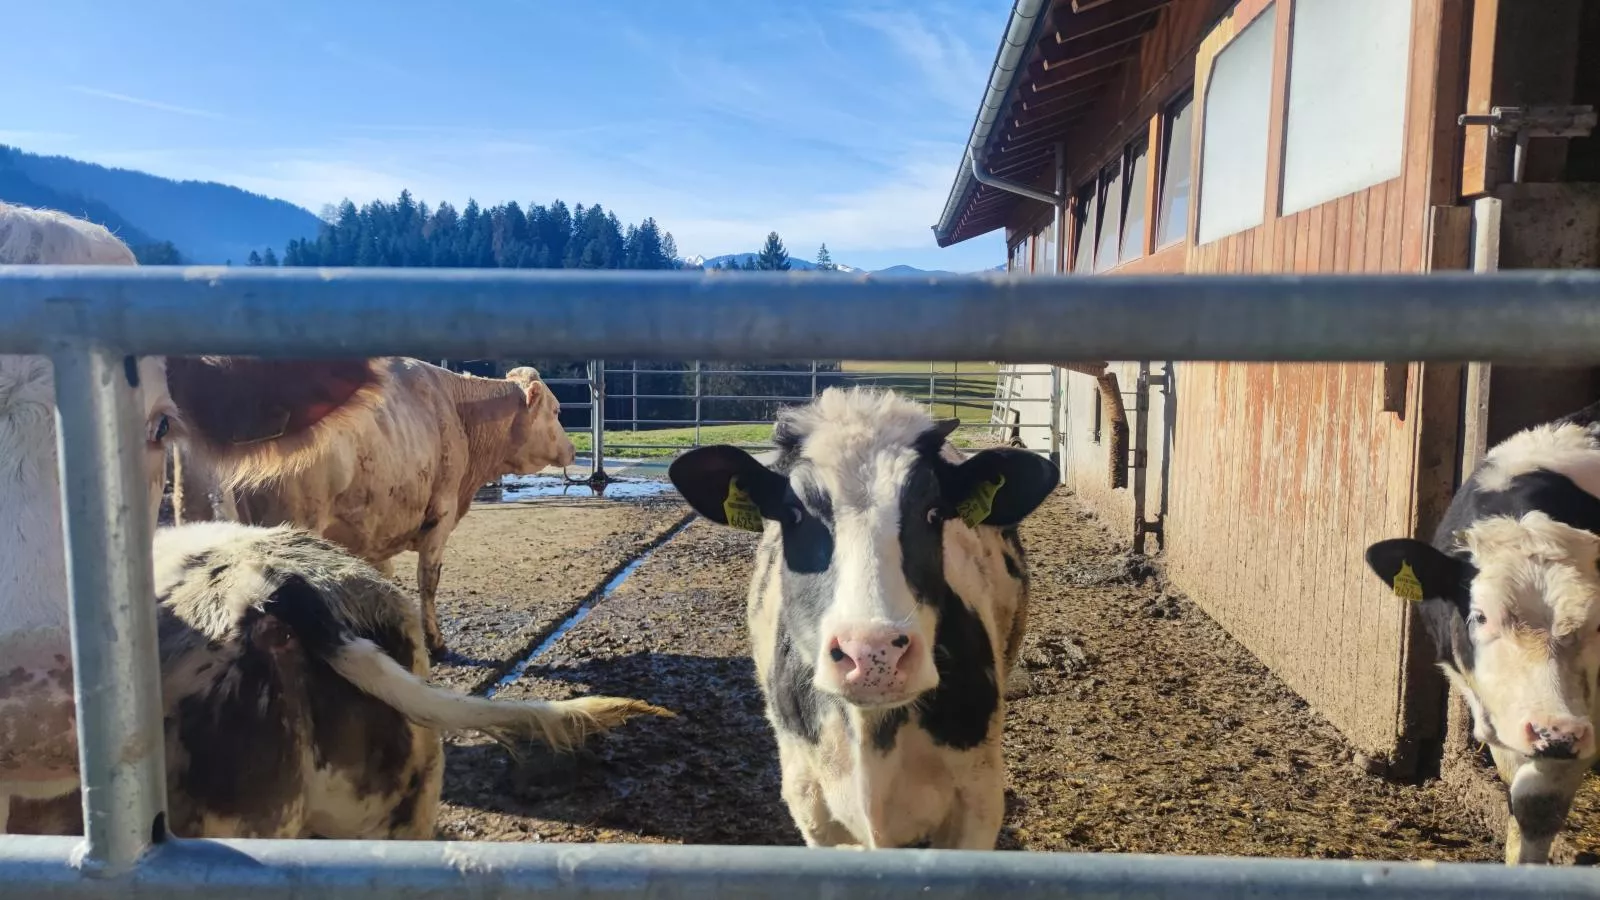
[1008,237,1029,273]
[1072,184,1097,273]
[1093,161,1123,272]
[1033,217,1058,274]
[1120,139,1151,262]
[1156,92,1194,249]
[1281,0,1413,214]
[1196,4,1277,245]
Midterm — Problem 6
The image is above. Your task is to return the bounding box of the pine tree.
[756,232,791,271]
[247,250,263,267]
[815,243,835,271]
[661,232,679,268]
[261,247,279,267]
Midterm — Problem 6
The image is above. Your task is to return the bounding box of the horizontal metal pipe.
[599,369,1056,377]
[6,267,1600,362]
[5,836,1599,899]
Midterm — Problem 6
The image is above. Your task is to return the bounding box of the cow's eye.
[785,503,804,526]
[151,414,171,443]
[926,506,944,526]
[1469,610,1488,628]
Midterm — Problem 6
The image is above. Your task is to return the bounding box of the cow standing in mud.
[1367,399,1600,864]
[669,387,1057,849]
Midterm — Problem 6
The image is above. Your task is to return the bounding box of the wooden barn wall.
[1154,0,1467,766]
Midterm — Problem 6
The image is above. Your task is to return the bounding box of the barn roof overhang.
[932,0,1175,248]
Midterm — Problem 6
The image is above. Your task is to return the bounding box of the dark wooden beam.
[1040,22,1152,68]
[1052,0,1174,43]
[1016,78,1112,115]
[1008,100,1097,139]
[1029,50,1135,94]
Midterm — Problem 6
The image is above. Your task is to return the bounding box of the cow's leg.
[417,539,449,659]
[1502,755,1585,864]
[946,749,1006,850]
[374,558,396,578]
[777,741,854,847]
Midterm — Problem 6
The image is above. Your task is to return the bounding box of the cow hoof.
[427,642,449,662]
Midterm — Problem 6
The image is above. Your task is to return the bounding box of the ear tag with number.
[1391,560,1424,602]
[957,474,1006,528]
[724,476,765,532]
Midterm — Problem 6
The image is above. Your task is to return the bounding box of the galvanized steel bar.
[6,836,1600,899]
[48,347,168,875]
[6,267,1600,362]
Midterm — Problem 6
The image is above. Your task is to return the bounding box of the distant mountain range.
[688,254,991,276]
[0,145,1002,273]
[0,145,322,263]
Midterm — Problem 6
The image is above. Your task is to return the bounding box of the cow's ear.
[1364,539,1466,603]
[945,447,1058,528]
[668,445,786,532]
[166,356,382,447]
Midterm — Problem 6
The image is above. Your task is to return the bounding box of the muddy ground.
[420,486,1549,862]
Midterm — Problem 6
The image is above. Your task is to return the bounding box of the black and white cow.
[669,387,1057,849]
[1366,399,1600,865]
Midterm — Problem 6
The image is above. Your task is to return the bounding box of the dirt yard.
[414,482,1540,862]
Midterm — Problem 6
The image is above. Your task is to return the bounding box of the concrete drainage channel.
[481,511,697,698]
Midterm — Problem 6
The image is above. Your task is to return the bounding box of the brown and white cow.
[0,203,666,835]
[1366,399,1600,864]
[668,387,1057,849]
[201,358,577,658]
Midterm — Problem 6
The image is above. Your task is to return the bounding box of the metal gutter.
[932,0,1056,247]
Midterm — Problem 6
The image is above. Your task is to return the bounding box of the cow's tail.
[262,575,674,752]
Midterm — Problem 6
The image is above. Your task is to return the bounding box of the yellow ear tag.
[957,475,1006,528]
[1392,560,1425,602]
[723,477,765,532]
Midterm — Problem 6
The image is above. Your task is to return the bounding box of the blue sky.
[2,0,1008,271]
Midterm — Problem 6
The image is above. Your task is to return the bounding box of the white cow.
[669,387,1057,849]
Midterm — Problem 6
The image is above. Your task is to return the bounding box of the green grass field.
[572,361,1002,458]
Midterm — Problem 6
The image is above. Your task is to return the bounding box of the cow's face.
[136,357,181,532]
[1367,513,1600,761]
[670,394,1056,710]
[504,367,576,472]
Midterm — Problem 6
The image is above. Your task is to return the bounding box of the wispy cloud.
[842,7,987,112]
[67,86,228,121]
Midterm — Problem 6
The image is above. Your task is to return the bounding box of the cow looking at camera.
[669,387,1057,849]
[1366,399,1600,865]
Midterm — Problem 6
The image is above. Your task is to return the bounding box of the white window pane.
[1156,97,1194,248]
[1122,144,1150,261]
[1094,166,1122,271]
[1073,190,1097,273]
[1282,0,1411,214]
[1197,5,1276,245]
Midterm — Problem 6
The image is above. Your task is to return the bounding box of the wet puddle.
[491,474,679,501]
[485,517,694,697]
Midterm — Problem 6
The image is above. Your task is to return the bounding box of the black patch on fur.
[169,608,310,832]
[871,707,910,752]
[769,630,829,743]
[123,356,139,388]
[1002,552,1022,581]
[900,452,1001,751]
[419,517,440,533]
[208,565,230,584]
[387,770,424,833]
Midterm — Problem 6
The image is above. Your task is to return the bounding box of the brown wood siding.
[1160,0,1467,765]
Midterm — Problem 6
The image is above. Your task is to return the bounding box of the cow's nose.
[1525,719,1593,759]
[827,628,913,686]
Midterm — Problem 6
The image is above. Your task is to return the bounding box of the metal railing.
[524,360,1061,480]
[7,266,1600,897]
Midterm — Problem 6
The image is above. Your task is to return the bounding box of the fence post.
[1050,365,1062,473]
[631,359,639,433]
[693,361,704,448]
[589,359,606,482]
[50,346,169,875]
[810,359,818,401]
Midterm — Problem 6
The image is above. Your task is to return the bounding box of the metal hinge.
[1458,105,1598,184]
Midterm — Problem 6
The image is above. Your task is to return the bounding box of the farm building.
[938,0,1600,777]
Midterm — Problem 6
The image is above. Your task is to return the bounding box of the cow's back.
[233,359,468,561]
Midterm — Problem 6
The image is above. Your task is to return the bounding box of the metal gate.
[5,266,1600,898]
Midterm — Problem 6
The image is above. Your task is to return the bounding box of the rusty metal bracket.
[1458,105,1597,184]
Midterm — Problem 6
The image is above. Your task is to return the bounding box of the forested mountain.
[0,145,321,263]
